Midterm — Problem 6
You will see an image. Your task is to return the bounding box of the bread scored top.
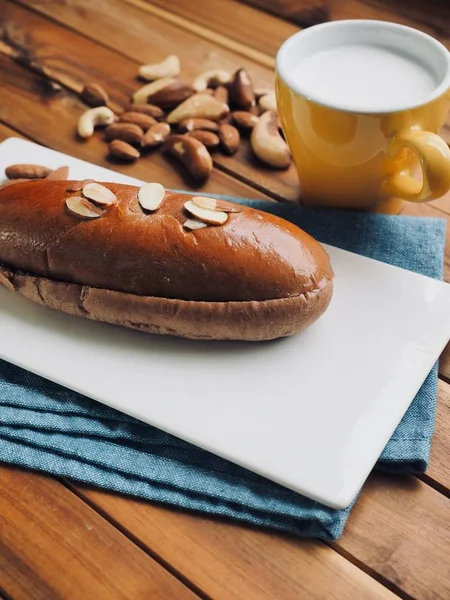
[0,180,333,302]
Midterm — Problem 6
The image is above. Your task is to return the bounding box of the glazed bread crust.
[0,180,334,340]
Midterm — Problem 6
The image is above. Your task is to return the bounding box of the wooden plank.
[0,465,199,600]
[124,0,275,68]
[7,0,300,202]
[131,0,298,61]
[72,483,397,600]
[422,379,450,494]
[240,0,450,44]
[15,0,276,70]
[335,472,450,600]
[0,54,269,200]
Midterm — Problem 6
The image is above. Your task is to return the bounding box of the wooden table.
[0,1,449,598]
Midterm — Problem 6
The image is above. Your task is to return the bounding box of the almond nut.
[82,182,117,206]
[164,134,213,181]
[251,110,291,169]
[5,164,52,180]
[105,123,144,145]
[232,111,259,130]
[67,179,96,192]
[109,139,140,161]
[178,118,219,133]
[126,103,164,120]
[119,112,157,130]
[193,69,231,91]
[183,218,208,230]
[47,166,70,180]
[138,182,166,211]
[166,95,229,124]
[139,55,180,81]
[192,196,242,213]
[66,196,103,219]
[184,199,228,225]
[141,122,171,148]
[147,79,193,108]
[80,82,109,107]
[132,78,176,105]
[218,124,240,155]
[229,68,255,109]
[187,130,220,149]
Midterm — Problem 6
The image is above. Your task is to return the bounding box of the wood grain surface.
[0,1,449,599]
[73,483,397,600]
[423,380,450,493]
[0,466,199,600]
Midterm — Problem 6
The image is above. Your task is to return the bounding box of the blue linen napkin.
[0,200,445,540]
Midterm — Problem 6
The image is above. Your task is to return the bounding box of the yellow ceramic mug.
[276,20,450,213]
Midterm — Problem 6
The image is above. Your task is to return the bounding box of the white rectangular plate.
[1,137,450,509]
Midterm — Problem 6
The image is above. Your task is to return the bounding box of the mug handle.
[380,129,450,202]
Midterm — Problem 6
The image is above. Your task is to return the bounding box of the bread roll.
[0,179,333,341]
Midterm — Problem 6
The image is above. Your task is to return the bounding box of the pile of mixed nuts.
[76,55,292,182]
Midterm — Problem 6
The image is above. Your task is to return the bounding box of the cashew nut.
[166,95,229,124]
[77,106,115,138]
[259,91,277,112]
[164,134,213,181]
[132,77,176,104]
[193,69,231,91]
[250,110,291,169]
[138,55,180,81]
